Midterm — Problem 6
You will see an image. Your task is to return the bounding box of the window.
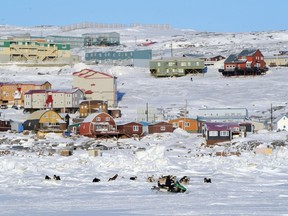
[209,131,218,136]
[160,126,166,131]
[181,62,186,66]
[133,125,139,131]
[96,117,101,121]
[157,62,161,66]
[184,122,190,127]
[220,131,229,136]
[168,62,176,66]
[106,117,110,121]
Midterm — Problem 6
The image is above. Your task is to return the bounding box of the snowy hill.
[1,25,288,215]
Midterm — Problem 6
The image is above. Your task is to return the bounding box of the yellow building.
[0,40,71,64]
[23,110,66,135]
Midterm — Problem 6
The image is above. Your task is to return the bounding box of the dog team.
[45,174,211,184]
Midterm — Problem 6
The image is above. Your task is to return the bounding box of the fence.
[61,22,171,31]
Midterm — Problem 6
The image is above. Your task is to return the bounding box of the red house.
[117,122,143,138]
[79,112,118,138]
[219,49,268,76]
[148,122,174,134]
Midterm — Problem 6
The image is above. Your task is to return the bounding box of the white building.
[72,69,117,107]
[197,108,248,122]
[24,88,84,113]
[275,115,288,131]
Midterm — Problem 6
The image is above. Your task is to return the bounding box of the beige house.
[24,88,84,113]
[264,55,288,67]
[72,69,117,107]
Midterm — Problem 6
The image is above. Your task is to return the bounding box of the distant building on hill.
[197,108,248,122]
[82,32,120,46]
[0,40,71,64]
[46,32,120,48]
[46,35,84,49]
[85,49,152,67]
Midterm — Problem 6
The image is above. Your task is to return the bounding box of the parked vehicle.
[0,104,8,109]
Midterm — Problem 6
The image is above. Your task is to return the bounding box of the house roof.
[25,88,82,95]
[274,114,288,123]
[117,121,143,126]
[72,69,114,79]
[224,49,259,64]
[238,49,258,57]
[0,81,50,86]
[224,54,245,64]
[82,112,113,123]
[205,122,239,131]
[151,57,203,62]
[26,110,61,120]
[170,117,197,122]
[148,121,172,126]
[79,100,106,105]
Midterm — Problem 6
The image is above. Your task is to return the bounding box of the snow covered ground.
[1,25,288,215]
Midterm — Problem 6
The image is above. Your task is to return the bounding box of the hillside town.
[0,25,287,152]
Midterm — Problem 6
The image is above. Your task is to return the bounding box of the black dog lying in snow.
[204,177,211,183]
[45,175,61,181]
[92,177,101,182]
[130,176,137,180]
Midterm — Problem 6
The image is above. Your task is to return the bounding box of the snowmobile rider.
[165,175,174,191]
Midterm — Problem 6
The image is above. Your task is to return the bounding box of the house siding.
[169,118,198,133]
[118,122,143,137]
[148,122,174,134]
[79,112,117,137]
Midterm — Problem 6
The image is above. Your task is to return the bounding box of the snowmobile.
[151,179,187,193]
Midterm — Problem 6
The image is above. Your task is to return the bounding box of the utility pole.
[170,41,173,57]
[184,100,187,131]
[270,103,273,131]
[146,102,149,122]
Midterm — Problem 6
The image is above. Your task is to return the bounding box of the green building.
[85,49,152,67]
[46,35,84,48]
[149,57,206,77]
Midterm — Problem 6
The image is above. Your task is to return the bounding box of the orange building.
[0,81,51,106]
[169,118,199,133]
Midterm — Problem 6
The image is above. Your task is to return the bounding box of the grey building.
[82,32,120,46]
[197,108,249,122]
